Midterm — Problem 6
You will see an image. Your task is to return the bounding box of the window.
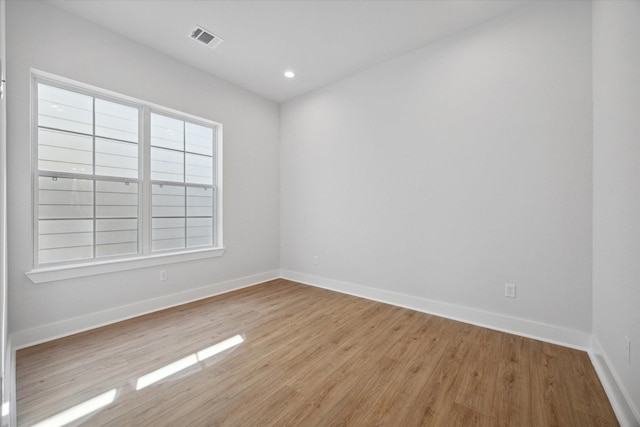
[32,74,222,271]
[150,113,216,252]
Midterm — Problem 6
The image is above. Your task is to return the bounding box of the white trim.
[26,247,225,284]
[280,270,591,351]
[13,269,279,349]
[589,336,640,427]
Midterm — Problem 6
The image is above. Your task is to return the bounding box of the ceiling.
[50,0,530,103]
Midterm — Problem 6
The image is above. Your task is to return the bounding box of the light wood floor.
[17,279,618,426]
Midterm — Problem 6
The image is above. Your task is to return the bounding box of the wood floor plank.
[454,327,505,415]
[16,279,619,427]
[572,410,621,427]
[357,316,460,425]
[272,306,411,426]
[447,402,495,427]
[489,334,532,427]
[322,312,438,425]
[399,323,482,425]
[556,345,619,423]
[241,385,305,426]
[530,349,578,427]
[321,355,402,426]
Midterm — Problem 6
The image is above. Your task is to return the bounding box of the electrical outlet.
[160,270,168,281]
[313,255,319,265]
[626,337,631,364]
[505,283,516,298]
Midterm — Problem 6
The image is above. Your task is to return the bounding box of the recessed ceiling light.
[284,70,295,79]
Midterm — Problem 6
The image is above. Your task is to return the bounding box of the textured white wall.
[6,1,280,335]
[593,0,640,421]
[0,0,8,409]
[281,1,593,333]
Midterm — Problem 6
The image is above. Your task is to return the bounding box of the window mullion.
[184,184,188,249]
[183,123,187,249]
[92,97,97,260]
[141,106,151,256]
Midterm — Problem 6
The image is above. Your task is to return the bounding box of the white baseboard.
[589,336,640,427]
[280,270,591,351]
[11,270,280,350]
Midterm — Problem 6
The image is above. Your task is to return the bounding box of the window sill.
[26,247,226,284]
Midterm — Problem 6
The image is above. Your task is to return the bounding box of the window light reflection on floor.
[31,389,117,427]
[135,334,244,391]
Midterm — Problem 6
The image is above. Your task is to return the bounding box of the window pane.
[152,217,185,251]
[151,147,184,182]
[185,122,213,156]
[38,177,93,219]
[152,184,184,218]
[39,246,94,264]
[187,217,212,248]
[39,225,93,250]
[38,128,93,174]
[186,153,213,185]
[187,187,213,217]
[95,99,139,143]
[95,138,138,178]
[151,113,183,151]
[38,84,93,135]
[96,181,138,218]
[38,219,93,264]
[96,218,138,258]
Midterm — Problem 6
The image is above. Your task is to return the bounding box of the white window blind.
[33,77,221,268]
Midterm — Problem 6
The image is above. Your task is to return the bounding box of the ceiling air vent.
[189,26,224,49]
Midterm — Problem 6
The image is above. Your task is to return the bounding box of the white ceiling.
[50,0,530,103]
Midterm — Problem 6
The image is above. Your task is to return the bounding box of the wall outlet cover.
[505,283,516,298]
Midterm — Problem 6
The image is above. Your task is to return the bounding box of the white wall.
[6,1,280,341]
[0,0,8,416]
[281,1,593,336]
[592,0,640,423]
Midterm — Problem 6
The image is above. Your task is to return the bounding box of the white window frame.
[26,70,224,284]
